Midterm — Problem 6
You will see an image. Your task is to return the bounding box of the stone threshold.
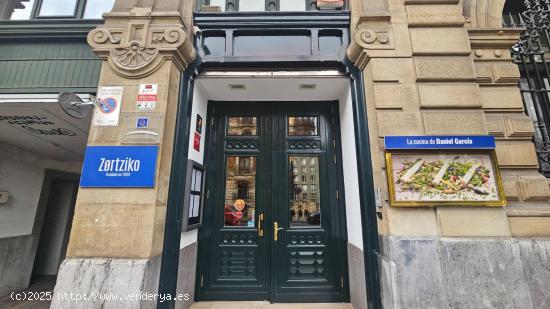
[190,302,354,309]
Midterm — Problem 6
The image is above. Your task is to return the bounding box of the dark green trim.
[159,59,381,308]
[157,59,200,309]
[0,20,101,39]
[0,38,100,94]
[346,58,382,309]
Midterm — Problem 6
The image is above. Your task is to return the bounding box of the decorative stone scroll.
[87,9,196,78]
[346,15,395,69]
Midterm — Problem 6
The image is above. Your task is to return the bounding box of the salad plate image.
[386,152,505,206]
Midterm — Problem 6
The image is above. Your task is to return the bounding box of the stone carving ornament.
[87,11,195,78]
[347,15,395,69]
[111,40,159,70]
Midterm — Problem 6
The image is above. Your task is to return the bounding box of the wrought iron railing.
[504,0,550,176]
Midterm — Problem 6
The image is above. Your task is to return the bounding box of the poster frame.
[385,149,506,207]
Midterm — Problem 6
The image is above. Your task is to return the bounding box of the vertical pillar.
[51,2,195,308]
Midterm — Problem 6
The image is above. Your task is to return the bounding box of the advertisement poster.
[137,84,158,111]
[93,86,123,126]
[387,153,502,204]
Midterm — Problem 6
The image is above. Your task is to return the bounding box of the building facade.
[0,0,549,309]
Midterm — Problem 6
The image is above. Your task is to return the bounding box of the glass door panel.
[224,156,257,227]
[288,156,321,227]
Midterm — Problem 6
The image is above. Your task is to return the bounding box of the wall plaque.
[121,113,163,144]
[384,136,505,207]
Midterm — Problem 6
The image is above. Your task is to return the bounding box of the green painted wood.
[197,101,349,303]
[0,39,100,93]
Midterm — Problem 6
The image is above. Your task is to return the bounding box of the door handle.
[258,213,264,237]
[274,221,284,242]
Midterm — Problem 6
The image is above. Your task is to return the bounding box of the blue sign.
[136,117,149,128]
[80,146,158,187]
[100,97,118,114]
[384,135,496,150]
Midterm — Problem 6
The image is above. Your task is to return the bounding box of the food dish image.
[390,153,500,203]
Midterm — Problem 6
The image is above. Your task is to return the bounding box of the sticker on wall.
[192,114,203,152]
[92,86,123,126]
[121,113,163,144]
[196,114,203,134]
[137,84,158,111]
[136,117,149,128]
[193,132,201,152]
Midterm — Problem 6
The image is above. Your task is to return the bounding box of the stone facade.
[47,0,550,308]
[52,1,196,308]
[347,0,550,307]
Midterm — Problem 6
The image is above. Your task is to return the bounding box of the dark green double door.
[197,101,348,303]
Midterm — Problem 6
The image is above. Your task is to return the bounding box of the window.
[198,0,346,12]
[288,116,319,136]
[38,0,78,16]
[0,0,115,20]
[83,0,116,19]
[227,116,257,136]
[503,0,550,177]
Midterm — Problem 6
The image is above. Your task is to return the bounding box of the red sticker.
[193,132,201,152]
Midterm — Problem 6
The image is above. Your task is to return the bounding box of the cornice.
[468,28,524,49]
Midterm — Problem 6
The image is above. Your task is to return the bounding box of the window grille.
[504,0,550,176]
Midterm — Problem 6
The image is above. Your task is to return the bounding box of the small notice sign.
[93,86,123,126]
[384,135,496,150]
[137,84,158,111]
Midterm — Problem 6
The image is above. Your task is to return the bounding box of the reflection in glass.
[224,156,256,227]
[0,0,35,20]
[289,156,320,227]
[279,0,306,11]
[83,0,115,19]
[288,116,319,136]
[209,0,226,11]
[38,0,77,16]
[227,117,257,136]
[238,0,265,11]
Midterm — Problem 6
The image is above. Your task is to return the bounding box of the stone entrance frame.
[50,0,550,308]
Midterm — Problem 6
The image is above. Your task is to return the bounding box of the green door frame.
[157,59,382,309]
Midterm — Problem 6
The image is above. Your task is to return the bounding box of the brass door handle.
[258,213,264,237]
[274,221,284,242]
